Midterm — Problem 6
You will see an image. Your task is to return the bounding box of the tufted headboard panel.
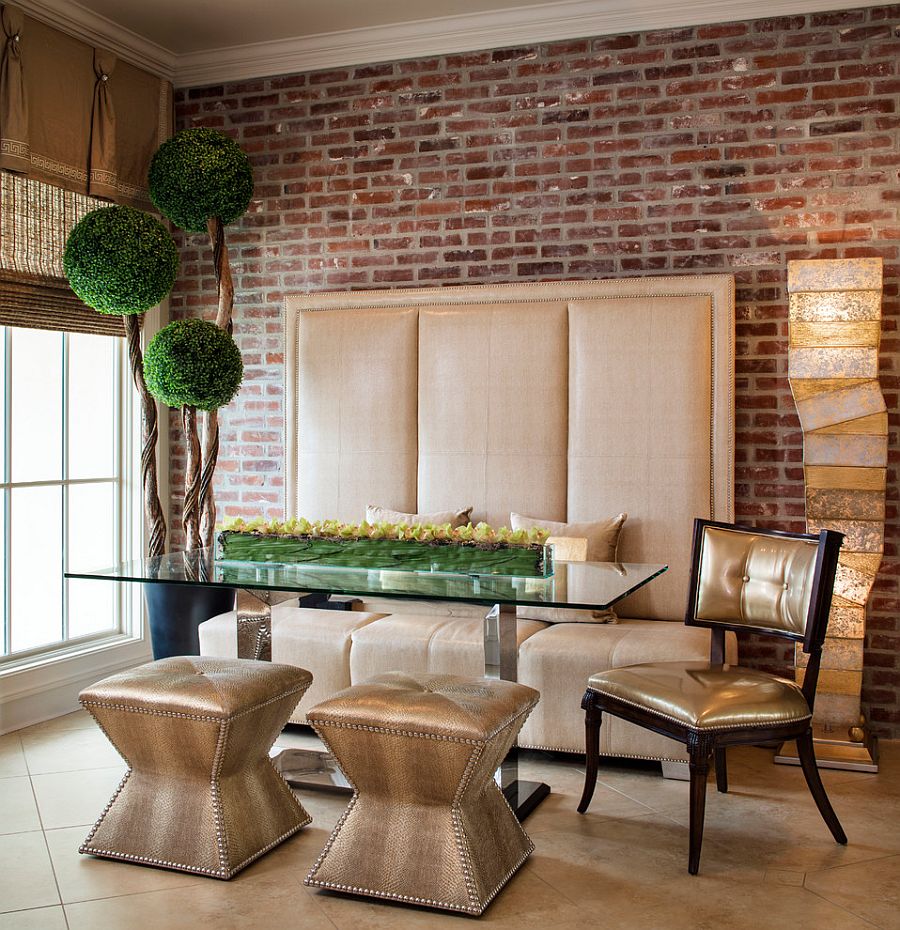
[284,277,734,620]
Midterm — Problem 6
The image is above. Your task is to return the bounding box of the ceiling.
[17,0,900,86]
[65,0,555,54]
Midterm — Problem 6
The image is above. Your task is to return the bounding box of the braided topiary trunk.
[199,217,234,548]
[124,316,167,558]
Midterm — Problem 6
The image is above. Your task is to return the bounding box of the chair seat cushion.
[587,661,811,731]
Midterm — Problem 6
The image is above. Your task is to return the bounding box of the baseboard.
[0,638,153,734]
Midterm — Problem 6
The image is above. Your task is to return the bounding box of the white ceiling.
[17,0,900,87]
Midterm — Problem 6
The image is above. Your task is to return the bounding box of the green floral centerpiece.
[217,518,553,578]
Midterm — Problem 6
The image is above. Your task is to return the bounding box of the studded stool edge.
[78,677,313,880]
[304,695,539,915]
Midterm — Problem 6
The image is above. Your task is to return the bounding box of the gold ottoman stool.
[79,656,312,879]
[304,671,539,915]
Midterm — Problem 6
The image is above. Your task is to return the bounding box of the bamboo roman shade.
[0,172,124,335]
[0,3,173,335]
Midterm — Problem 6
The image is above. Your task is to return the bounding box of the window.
[0,174,141,666]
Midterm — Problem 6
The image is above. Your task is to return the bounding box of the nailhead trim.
[78,678,313,878]
[308,695,539,748]
[306,701,537,912]
[79,816,311,881]
[210,718,231,873]
[80,680,311,723]
[587,687,812,733]
[517,740,687,763]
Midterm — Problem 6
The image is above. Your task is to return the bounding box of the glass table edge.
[64,561,669,611]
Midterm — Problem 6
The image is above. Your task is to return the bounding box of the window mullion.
[61,331,69,643]
[2,327,10,657]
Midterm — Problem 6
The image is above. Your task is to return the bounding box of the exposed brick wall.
[169,4,900,736]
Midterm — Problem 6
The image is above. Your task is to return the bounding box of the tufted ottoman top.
[79,657,312,719]
[307,671,539,742]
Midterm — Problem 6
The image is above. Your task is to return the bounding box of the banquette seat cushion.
[199,605,387,725]
[200,607,736,759]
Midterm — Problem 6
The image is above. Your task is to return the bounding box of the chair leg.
[796,729,847,845]
[688,745,711,875]
[577,701,602,814]
[715,747,728,794]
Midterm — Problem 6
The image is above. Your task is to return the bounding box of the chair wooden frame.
[578,518,847,874]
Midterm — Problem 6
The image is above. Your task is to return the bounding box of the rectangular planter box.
[216,531,552,578]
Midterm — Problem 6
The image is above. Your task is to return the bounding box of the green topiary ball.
[148,128,254,233]
[144,319,243,411]
[63,206,179,315]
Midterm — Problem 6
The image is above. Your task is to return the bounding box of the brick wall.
[169,4,900,736]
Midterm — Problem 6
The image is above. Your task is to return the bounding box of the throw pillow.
[510,511,627,623]
[365,504,473,528]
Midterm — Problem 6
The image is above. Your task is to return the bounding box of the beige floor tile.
[237,821,337,883]
[0,734,27,779]
[15,711,96,736]
[590,761,691,815]
[0,831,60,914]
[32,766,127,831]
[631,881,876,930]
[805,854,900,929]
[20,725,122,775]
[63,874,336,930]
[0,906,68,930]
[314,866,588,930]
[664,778,900,873]
[44,826,209,904]
[521,780,652,836]
[4,711,898,930]
[527,822,877,928]
[0,777,41,835]
[729,744,880,788]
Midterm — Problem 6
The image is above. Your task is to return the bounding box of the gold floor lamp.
[776,257,883,772]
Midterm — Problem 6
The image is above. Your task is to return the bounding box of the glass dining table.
[67,550,667,820]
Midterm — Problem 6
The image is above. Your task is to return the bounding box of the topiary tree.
[63,206,178,315]
[144,320,243,411]
[64,205,179,558]
[148,128,253,549]
[148,127,253,234]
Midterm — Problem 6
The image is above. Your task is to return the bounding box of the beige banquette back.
[284,277,734,621]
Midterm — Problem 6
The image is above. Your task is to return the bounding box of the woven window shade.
[0,171,124,335]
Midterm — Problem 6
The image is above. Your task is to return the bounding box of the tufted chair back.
[685,520,844,674]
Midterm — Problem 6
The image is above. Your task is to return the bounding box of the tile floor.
[0,711,897,929]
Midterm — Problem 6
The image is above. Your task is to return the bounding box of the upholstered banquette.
[200,276,736,764]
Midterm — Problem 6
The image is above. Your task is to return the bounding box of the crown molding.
[14,0,176,79]
[172,0,899,87]
[12,0,899,88]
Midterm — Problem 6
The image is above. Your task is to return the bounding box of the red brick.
[170,8,900,738]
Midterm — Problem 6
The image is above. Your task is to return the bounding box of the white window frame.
[0,305,166,731]
[0,325,140,671]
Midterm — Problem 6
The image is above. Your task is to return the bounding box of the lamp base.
[774,724,878,773]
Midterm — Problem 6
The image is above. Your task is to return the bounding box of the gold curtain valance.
[0,3,172,206]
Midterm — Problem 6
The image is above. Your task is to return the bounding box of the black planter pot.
[144,584,236,660]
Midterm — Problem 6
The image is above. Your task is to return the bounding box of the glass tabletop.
[66,549,668,611]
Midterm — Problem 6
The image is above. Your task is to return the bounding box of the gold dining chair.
[578,519,847,874]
